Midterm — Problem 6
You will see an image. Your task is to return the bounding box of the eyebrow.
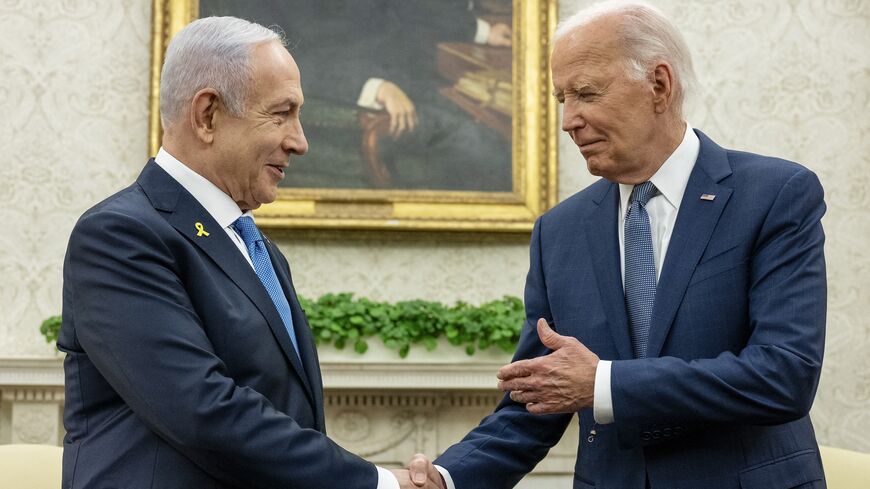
[552,82,597,98]
[269,97,302,110]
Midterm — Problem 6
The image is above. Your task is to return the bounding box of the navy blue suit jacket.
[435,131,827,489]
[59,161,377,488]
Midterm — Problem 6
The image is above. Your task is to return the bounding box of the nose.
[561,100,586,133]
[283,119,308,156]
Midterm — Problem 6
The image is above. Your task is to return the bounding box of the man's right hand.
[393,453,446,489]
[375,81,418,138]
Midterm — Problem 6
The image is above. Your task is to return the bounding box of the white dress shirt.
[593,124,700,424]
[154,148,254,268]
[154,148,401,489]
[437,126,699,489]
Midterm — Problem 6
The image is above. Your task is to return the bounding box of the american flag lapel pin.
[700,194,716,201]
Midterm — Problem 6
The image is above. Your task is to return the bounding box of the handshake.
[389,453,446,489]
[385,319,599,489]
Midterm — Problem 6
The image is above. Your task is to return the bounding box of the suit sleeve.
[434,218,573,488]
[611,168,827,447]
[64,210,377,489]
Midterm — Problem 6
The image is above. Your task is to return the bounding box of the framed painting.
[150,0,557,232]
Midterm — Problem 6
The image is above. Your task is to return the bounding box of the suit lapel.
[265,237,326,432]
[137,161,317,407]
[584,183,634,360]
[646,131,733,358]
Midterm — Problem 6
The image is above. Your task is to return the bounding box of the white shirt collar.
[154,147,253,228]
[619,123,700,213]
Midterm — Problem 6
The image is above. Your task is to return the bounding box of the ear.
[189,88,221,144]
[650,62,675,114]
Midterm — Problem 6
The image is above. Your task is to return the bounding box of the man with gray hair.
[420,1,827,487]
[59,16,442,489]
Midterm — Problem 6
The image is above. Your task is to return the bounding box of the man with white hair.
[422,2,827,488]
[59,16,442,489]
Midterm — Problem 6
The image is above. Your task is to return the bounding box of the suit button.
[663,428,672,438]
[642,432,651,441]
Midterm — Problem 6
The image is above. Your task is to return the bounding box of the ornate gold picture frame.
[150,0,557,232]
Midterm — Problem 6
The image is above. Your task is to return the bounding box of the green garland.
[39,294,525,358]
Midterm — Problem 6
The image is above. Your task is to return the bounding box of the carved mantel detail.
[0,359,66,446]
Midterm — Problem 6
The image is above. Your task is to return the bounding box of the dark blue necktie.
[232,216,300,357]
[624,182,658,358]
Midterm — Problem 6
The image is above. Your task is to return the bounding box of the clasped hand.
[497,318,599,414]
[392,320,596,487]
[392,453,446,489]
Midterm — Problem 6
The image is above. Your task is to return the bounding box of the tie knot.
[630,181,658,206]
[231,215,262,247]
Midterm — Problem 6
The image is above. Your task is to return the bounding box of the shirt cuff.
[357,78,385,110]
[435,465,456,489]
[376,466,400,489]
[474,18,490,45]
[593,360,614,424]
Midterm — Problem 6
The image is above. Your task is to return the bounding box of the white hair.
[555,1,697,113]
[159,16,284,128]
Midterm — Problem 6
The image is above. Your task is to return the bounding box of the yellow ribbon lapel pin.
[195,222,210,237]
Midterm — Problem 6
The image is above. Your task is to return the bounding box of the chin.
[255,191,278,206]
[585,160,604,177]
[253,182,280,205]
[585,157,618,180]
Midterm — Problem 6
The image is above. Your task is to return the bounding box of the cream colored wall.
[0,0,867,450]
[0,0,152,355]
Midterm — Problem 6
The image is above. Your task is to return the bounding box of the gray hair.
[159,16,284,128]
[555,1,697,113]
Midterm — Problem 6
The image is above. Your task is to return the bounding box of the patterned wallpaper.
[0,0,866,450]
[0,0,152,354]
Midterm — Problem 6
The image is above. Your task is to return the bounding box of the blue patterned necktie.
[624,181,658,358]
[232,216,300,357]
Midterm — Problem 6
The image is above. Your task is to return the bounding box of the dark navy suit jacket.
[59,161,377,488]
[435,131,828,489]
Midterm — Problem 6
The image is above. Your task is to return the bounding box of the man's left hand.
[497,318,599,414]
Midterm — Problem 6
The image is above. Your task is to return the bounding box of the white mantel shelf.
[321,362,503,390]
[0,357,65,387]
[317,340,510,390]
[0,340,511,391]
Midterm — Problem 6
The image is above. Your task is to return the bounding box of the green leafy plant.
[300,294,524,357]
[39,295,525,358]
[40,316,62,344]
